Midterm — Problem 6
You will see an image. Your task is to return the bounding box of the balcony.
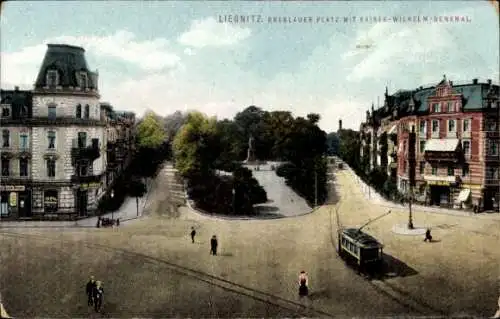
[484,178,499,186]
[485,131,500,138]
[71,174,102,183]
[71,145,100,162]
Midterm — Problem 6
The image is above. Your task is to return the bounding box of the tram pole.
[357,210,392,233]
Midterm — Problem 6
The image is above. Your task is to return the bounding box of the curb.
[185,199,321,221]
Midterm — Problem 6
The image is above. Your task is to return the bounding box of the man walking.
[210,235,218,255]
[424,228,432,242]
[190,227,196,243]
[93,281,104,313]
[86,275,96,306]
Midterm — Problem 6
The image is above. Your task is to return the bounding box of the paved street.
[246,162,312,217]
[0,164,499,317]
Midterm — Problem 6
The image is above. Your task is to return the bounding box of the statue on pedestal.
[245,135,257,163]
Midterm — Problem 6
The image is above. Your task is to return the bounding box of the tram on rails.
[338,228,384,272]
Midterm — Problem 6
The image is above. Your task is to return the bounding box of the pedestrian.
[424,228,432,242]
[493,294,500,318]
[85,275,96,306]
[210,235,218,255]
[96,217,101,228]
[298,271,309,297]
[93,281,104,312]
[190,227,196,243]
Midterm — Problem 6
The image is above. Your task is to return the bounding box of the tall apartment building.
[0,44,135,220]
[360,76,499,211]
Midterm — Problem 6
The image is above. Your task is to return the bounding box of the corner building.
[29,44,106,218]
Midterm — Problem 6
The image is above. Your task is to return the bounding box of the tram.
[338,228,384,272]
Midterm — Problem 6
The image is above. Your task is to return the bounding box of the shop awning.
[388,125,397,135]
[457,189,471,202]
[424,139,460,152]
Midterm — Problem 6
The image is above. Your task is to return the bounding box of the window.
[419,140,426,153]
[431,166,437,175]
[447,119,456,133]
[419,120,426,134]
[488,141,499,156]
[46,70,58,87]
[19,134,28,149]
[463,119,471,132]
[79,160,89,176]
[84,105,90,119]
[1,159,9,176]
[46,158,56,177]
[79,72,88,88]
[2,130,10,147]
[433,103,441,112]
[447,166,454,176]
[47,131,56,149]
[1,105,10,118]
[78,132,87,148]
[462,164,469,177]
[447,102,453,112]
[432,120,439,134]
[462,140,471,157]
[486,119,498,132]
[76,104,82,118]
[19,158,28,177]
[486,167,499,179]
[419,161,425,174]
[48,104,56,120]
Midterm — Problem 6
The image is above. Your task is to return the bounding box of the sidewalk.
[342,164,500,220]
[0,179,154,228]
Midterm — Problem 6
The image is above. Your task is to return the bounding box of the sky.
[1,1,498,132]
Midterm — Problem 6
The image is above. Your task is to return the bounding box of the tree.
[136,111,167,149]
[163,110,188,141]
[173,111,220,178]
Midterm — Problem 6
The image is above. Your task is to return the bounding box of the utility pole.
[407,126,416,229]
[314,169,318,207]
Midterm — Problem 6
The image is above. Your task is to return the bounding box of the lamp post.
[110,190,115,221]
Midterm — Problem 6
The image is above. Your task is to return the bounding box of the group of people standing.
[86,276,104,313]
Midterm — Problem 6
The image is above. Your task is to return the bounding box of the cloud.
[177,17,252,48]
[50,31,181,71]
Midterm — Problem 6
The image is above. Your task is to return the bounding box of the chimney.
[419,86,423,90]
[449,81,453,86]
[14,86,19,91]
[487,79,492,85]
[472,78,478,84]
[338,119,343,131]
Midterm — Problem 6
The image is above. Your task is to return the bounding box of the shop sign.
[9,192,17,207]
[79,182,101,189]
[0,185,25,191]
[428,180,451,186]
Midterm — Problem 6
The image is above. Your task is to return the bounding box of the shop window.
[44,190,58,213]
[431,166,437,175]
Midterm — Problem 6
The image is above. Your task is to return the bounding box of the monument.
[244,135,257,163]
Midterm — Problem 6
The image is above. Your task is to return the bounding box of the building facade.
[0,44,135,220]
[360,76,499,212]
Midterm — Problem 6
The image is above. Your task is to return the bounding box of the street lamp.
[110,190,115,221]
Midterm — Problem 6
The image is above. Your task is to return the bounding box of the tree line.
[99,105,328,216]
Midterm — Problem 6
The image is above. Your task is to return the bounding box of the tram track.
[329,173,447,317]
[0,230,334,318]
